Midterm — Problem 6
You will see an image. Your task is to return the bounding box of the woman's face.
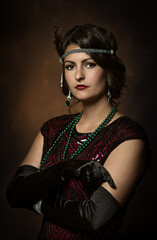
[64,44,107,103]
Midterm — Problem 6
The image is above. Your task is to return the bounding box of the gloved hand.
[61,160,116,193]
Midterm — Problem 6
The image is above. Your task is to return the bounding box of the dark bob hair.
[54,24,126,99]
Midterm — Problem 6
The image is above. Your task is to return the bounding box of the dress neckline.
[74,116,128,136]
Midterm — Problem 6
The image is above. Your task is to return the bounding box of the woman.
[6,24,151,240]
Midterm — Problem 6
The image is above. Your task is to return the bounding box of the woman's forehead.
[65,43,80,52]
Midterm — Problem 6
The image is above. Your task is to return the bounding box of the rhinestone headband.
[60,48,114,62]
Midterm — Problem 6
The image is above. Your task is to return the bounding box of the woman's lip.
[76,85,88,90]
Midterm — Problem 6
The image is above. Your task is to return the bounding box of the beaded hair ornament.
[60,48,114,62]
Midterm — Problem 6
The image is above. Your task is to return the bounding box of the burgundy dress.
[37,114,150,240]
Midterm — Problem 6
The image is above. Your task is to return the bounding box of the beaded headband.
[60,48,114,62]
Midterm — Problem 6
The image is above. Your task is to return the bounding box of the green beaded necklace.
[38,105,117,172]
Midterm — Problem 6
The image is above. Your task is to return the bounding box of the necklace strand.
[38,112,83,172]
[38,106,117,172]
[69,106,117,159]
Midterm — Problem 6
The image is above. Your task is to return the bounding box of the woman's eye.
[86,62,96,68]
[64,65,74,70]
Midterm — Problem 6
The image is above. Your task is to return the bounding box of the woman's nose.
[75,67,85,81]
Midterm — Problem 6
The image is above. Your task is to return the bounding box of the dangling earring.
[60,73,63,88]
[66,91,71,106]
[107,89,113,104]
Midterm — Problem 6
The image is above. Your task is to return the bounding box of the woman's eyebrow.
[64,58,92,64]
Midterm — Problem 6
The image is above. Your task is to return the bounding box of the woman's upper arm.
[20,131,44,169]
[102,139,146,205]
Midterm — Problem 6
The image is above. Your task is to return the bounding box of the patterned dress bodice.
[37,114,150,240]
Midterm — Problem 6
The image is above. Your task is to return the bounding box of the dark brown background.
[1,0,156,239]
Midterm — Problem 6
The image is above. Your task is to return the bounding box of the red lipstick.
[76,85,88,90]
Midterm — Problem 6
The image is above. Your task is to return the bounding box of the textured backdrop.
[1,0,156,239]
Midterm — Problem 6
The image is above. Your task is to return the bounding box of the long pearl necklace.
[38,105,117,172]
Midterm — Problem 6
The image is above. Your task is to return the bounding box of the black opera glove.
[41,186,120,232]
[62,160,116,193]
[6,159,82,210]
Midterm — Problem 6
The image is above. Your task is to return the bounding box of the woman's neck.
[76,97,115,133]
[83,101,111,120]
